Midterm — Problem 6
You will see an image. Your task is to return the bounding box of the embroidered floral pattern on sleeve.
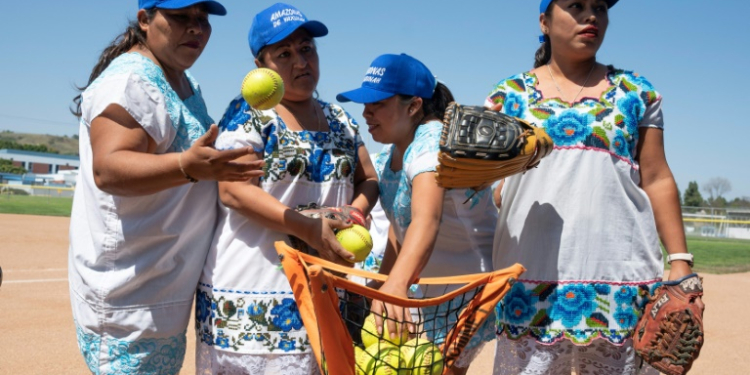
[75,324,186,375]
[88,53,214,152]
[218,98,359,185]
[375,122,442,230]
[195,287,311,354]
[486,69,661,167]
[494,280,661,345]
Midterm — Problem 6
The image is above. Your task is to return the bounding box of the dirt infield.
[0,213,747,374]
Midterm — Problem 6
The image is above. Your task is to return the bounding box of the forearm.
[386,219,440,289]
[219,182,314,239]
[351,178,379,216]
[643,174,688,255]
[93,151,189,196]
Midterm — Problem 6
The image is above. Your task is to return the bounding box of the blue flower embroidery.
[616,92,645,135]
[279,339,296,352]
[330,120,342,132]
[544,110,594,146]
[548,284,597,328]
[270,298,304,332]
[265,133,278,155]
[215,336,230,348]
[613,307,638,328]
[594,284,611,295]
[313,132,330,144]
[306,148,334,182]
[503,282,538,324]
[624,72,655,92]
[614,286,637,306]
[247,302,265,317]
[196,291,211,323]
[612,130,629,158]
[504,92,526,118]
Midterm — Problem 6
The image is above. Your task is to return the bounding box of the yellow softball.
[336,224,373,263]
[241,68,284,110]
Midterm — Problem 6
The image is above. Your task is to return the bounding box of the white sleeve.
[82,73,174,148]
[640,96,664,130]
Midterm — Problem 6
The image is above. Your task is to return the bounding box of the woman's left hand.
[667,260,705,313]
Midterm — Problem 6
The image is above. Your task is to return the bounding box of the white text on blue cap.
[364,67,386,84]
[271,8,305,28]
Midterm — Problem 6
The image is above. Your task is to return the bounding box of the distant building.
[0,149,79,174]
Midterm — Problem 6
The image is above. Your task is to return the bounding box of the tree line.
[681,177,749,208]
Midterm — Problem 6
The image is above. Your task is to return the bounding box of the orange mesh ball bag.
[275,241,525,375]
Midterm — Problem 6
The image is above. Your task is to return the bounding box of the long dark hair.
[71,9,156,117]
[534,6,554,68]
[398,82,455,123]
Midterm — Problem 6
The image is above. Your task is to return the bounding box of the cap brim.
[266,20,329,46]
[336,87,395,104]
[154,0,227,15]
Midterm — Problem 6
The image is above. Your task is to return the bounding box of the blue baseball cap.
[540,0,618,14]
[248,3,328,57]
[336,53,436,104]
[139,0,227,15]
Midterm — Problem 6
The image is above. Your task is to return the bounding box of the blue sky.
[1,0,749,199]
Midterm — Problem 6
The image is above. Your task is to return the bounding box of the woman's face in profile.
[258,29,320,102]
[141,5,212,72]
[544,0,609,58]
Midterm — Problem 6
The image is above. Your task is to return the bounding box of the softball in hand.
[241,68,284,110]
[336,224,373,263]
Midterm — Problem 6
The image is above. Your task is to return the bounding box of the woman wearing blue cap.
[486,1,700,373]
[195,3,378,374]
[68,0,264,374]
[337,53,497,375]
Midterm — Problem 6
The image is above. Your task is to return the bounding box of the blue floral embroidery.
[247,302,265,317]
[624,72,655,92]
[547,284,597,328]
[279,339,297,352]
[215,336,230,348]
[270,298,304,332]
[76,323,186,375]
[503,283,538,324]
[544,110,594,146]
[306,148,334,183]
[612,130,629,158]
[504,92,526,117]
[594,284,611,295]
[613,307,638,328]
[76,325,101,373]
[614,286,638,306]
[196,290,212,323]
[616,91,645,135]
[88,53,212,152]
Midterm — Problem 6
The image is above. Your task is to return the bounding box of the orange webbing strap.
[307,265,356,375]
[441,267,522,369]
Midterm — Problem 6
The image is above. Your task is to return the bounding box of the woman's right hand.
[300,217,356,265]
[180,124,266,182]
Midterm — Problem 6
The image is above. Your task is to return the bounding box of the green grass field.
[670,236,750,274]
[0,194,72,217]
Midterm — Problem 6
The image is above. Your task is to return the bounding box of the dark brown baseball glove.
[634,273,705,375]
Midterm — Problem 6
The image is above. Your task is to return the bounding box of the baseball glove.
[634,273,705,375]
[435,102,554,189]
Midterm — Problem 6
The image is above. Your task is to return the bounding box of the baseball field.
[0,213,748,374]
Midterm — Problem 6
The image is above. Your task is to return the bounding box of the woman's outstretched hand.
[180,124,266,182]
